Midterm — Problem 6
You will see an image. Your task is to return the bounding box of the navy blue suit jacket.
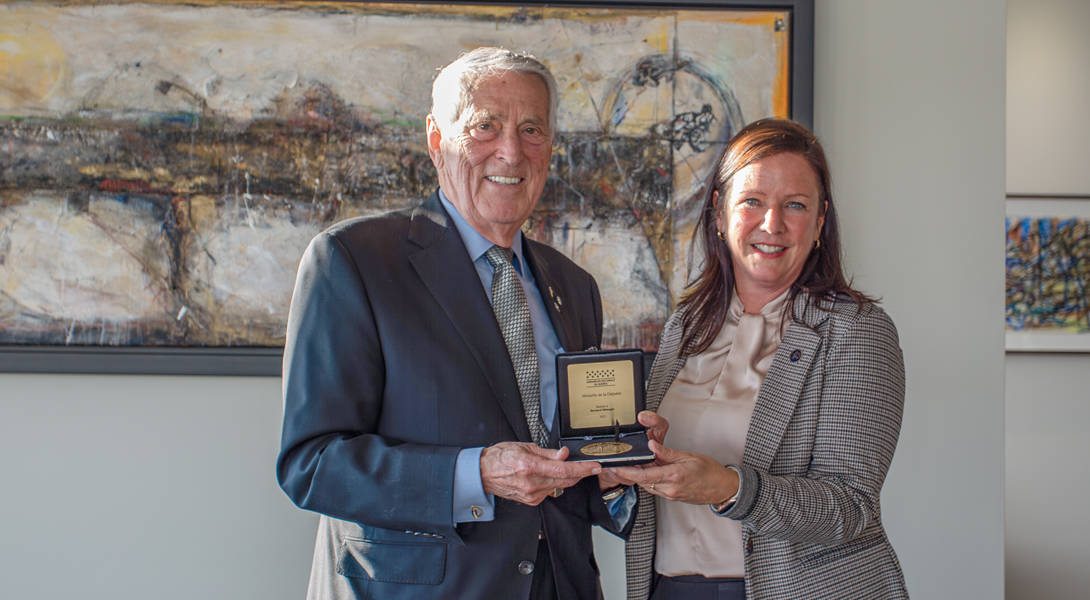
[277,192,619,599]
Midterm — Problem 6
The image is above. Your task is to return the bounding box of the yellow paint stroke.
[673,9,784,27]
[728,13,782,28]
[186,195,218,230]
[773,21,789,118]
[77,164,154,181]
[171,175,215,194]
[644,20,671,54]
[0,20,67,108]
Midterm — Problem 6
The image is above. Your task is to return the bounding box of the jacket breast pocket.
[337,536,446,585]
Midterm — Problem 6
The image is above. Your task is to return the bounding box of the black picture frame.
[0,0,813,376]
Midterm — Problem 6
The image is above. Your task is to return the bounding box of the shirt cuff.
[452,447,495,523]
[606,485,637,529]
[710,464,743,516]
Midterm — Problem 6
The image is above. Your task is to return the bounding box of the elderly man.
[277,47,628,600]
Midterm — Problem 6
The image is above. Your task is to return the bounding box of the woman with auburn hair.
[608,119,908,599]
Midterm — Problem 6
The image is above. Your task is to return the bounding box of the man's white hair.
[430,47,558,140]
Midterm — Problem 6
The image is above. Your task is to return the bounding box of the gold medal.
[579,441,632,457]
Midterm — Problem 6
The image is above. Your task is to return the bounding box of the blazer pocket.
[798,533,886,568]
[337,536,446,585]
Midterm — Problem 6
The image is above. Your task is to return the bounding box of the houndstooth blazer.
[625,291,908,599]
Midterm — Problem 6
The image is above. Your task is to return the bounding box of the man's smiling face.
[427,70,552,247]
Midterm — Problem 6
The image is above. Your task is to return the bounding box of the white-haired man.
[278,47,630,600]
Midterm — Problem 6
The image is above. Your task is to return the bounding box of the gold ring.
[649,482,656,491]
[551,487,563,498]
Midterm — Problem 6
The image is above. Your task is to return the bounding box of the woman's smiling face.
[716,151,826,307]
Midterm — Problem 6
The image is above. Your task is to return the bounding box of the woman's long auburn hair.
[678,118,874,354]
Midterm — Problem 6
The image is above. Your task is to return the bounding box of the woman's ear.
[713,189,725,233]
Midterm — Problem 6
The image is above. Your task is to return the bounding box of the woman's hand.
[611,439,739,506]
[600,411,671,487]
[638,410,669,445]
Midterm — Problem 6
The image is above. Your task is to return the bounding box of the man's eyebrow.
[468,110,501,122]
[463,110,548,131]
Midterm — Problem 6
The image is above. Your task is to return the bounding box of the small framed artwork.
[1005,196,1090,352]
[1,0,814,374]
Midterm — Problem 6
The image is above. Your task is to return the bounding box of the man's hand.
[481,442,601,506]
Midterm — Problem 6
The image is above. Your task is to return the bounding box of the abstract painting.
[0,1,805,372]
[1006,211,1090,351]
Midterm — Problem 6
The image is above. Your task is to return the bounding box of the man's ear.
[425,114,443,167]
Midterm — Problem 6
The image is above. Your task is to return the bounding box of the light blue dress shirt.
[440,192,565,523]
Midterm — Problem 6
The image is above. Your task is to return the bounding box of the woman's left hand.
[611,439,739,506]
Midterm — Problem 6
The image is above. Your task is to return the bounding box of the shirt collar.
[439,189,530,276]
[728,287,791,322]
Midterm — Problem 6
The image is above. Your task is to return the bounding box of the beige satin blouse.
[654,290,788,577]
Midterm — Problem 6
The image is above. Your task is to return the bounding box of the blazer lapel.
[406,192,532,443]
[744,292,828,472]
[645,309,687,412]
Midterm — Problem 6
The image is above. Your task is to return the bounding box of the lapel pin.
[789,349,802,362]
[548,286,555,299]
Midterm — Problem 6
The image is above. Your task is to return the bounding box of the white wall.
[1007,0,1090,195]
[1005,356,1090,598]
[0,374,317,599]
[2,2,1008,599]
[816,1,1006,597]
[1006,0,1090,598]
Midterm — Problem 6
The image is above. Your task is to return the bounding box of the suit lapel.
[407,192,532,443]
[744,292,827,472]
[523,240,582,352]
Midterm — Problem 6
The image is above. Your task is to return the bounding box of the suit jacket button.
[518,560,535,575]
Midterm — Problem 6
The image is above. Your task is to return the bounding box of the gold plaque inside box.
[565,359,637,429]
[556,349,654,466]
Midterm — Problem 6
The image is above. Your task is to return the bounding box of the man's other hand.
[480,443,601,506]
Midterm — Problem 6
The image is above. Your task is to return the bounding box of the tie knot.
[485,245,514,270]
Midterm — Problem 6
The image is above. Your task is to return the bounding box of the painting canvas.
[0,1,803,372]
[1006,197,1090,351]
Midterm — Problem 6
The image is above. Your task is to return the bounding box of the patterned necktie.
[485,245,548,447]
